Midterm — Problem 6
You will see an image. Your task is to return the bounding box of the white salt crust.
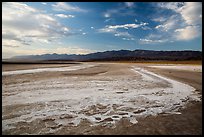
[2,65,201,133]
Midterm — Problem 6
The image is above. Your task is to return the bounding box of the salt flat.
[2,63,201,134]
[148,65,202,72]
[2,64,95,76]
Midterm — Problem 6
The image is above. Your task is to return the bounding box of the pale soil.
[2,63,202,135]
[2,64,80,71]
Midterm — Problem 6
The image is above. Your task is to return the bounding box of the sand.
[2,62,202,135]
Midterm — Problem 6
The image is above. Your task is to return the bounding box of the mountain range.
[10,50,202,61]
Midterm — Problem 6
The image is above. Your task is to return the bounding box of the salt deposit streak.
[132,67,201,103]
[2,64,95,76]
[149,65,202,72]
[2,66,201,133]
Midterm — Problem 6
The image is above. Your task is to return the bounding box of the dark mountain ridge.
[11,49,202,61]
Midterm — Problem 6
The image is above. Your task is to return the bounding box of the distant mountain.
[11,50,202,61]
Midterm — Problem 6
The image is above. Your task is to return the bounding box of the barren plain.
[2,62,202,135]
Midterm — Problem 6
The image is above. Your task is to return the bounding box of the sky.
[2,2,202,58]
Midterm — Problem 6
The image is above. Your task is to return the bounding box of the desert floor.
[2,62,202,135]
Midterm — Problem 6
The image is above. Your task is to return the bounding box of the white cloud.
[155,15,179,32]
[141,26,152,30]
[173,2,201,41]
[109,24,140,29]
[104,13,111,18]
[122,38,135,41]
[99,22,149,33]
[158,2,184,12]
[139,33,169,44]
[91,27,94,29]
[103,2,137,18]
[114,32,131,37]
[55,14,75,18]
[41,2,47,5]
[82,32,86,35]
[52,2,87,12]
[106,23,148,30]
[154,2,202,42]
[140,39,152,43]
[134,20,151,30]
[2,39,21,47]
[2,2,75,48]
[125,2,134,8]
[98,25,137,41]
[104,18,112,22]
[174,26,201,40]
[140,22,149,26]
[152,17,167,22]
[179,2,202,26]
[159,2,202,26]
[155,25,162,29]
[103,8,122,18]
[3,46,96,58]
[48,47,95,55]
[98,22,148,41]
[147,34,163,39]
[139,38,168,44]
[98,26,115,33]
[62,27,69,32]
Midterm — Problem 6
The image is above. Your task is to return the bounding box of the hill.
[10,50,202,62]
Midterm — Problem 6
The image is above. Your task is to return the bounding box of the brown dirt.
[2,62,202,135]
[77,65,202,135]
[124,65,202,135]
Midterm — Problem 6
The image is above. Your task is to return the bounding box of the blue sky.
[2,2,202,58]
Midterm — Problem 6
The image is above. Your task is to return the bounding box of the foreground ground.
[2,62,202,135]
